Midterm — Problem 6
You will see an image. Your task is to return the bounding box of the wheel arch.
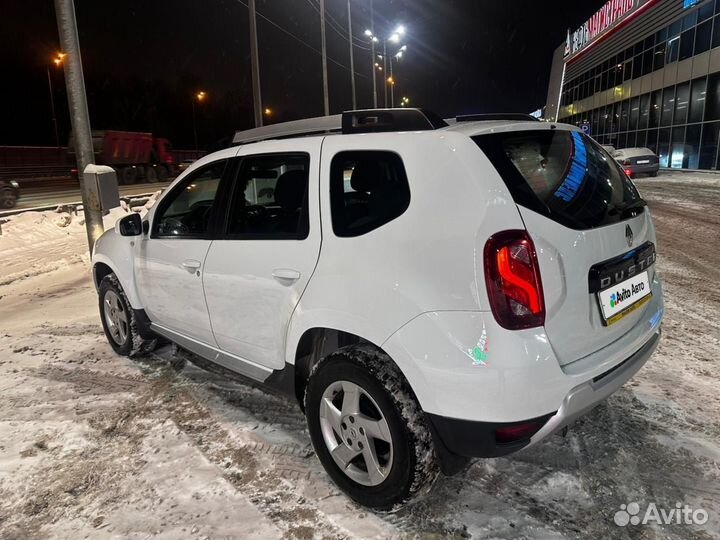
[91,249,143,309]
[290,325,420,414]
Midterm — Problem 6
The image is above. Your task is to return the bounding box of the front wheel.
[305,345,438,510]
[98,273,155,356]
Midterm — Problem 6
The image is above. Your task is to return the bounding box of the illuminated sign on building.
[565,0,639,58]
[683,0,701,7]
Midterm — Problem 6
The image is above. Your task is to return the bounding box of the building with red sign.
[546,0,720,169]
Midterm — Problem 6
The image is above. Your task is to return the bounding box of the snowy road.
[0,171,718,539]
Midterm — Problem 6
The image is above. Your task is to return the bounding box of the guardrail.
[0,192,158,219]
[0,165,71,179]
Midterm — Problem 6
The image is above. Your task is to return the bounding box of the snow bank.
[0,207,130,253]
[0,198,157,285]
[637,171,720,187]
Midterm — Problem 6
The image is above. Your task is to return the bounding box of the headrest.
[350,161,383,193]
[274,170,307,211]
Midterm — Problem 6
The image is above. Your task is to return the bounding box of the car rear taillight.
[484,230,545,330]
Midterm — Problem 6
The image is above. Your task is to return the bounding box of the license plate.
[597,271,652,325]
[637,159,650,164]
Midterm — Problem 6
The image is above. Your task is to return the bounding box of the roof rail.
[342,108,448,133]
[232,108,448,145]
[456,113,540,123]
[232,114,342,145]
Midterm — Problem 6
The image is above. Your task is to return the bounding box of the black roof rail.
[456,113,540,123]
[342,108,448,134]
[232,108,448,145]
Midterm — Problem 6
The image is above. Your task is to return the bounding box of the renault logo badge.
[625,225,634,247]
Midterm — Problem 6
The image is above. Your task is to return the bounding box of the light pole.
[54,0,103,253]
[347,0,356,109]
[47,53,65,148]
[390,45,406,108]
[192,91,206,151]
[364,29,379,108]
[364,25,406,108]
[248,0,263,127]
[320,0,329,115]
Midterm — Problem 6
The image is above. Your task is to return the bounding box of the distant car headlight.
[10,180,19,188]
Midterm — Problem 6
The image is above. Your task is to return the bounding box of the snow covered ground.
[0,173,718,539]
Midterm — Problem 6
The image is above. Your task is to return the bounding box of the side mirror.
[118,213,142,236]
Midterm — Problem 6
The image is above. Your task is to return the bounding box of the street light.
[365,26,407,108]
[47,52,66,147]
[192,90,207,151]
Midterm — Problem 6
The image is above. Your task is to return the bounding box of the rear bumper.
[424,329,660,461]
[525,328,660,448]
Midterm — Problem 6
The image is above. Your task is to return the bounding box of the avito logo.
[609,282,645,308]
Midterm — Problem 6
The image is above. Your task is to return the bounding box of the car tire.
[156,165,169,180]
[650,171,658,177]
[305,344,439,510]
[0,191,17,209]
[120,167,137,185]
[98,273,156,357]
[145,166,158,183]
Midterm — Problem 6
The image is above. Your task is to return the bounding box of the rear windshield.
[473,130,644,230]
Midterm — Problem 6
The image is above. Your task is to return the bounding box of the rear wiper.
[610,199,647,219]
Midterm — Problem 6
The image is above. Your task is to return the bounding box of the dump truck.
[69,131,176,185]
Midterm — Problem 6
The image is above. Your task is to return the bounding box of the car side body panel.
[284,131,526,369]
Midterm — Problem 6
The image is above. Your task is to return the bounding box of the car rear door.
[475,127,662,367]
[202,139,322,372]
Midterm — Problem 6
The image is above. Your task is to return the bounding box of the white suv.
[92,109,664,509]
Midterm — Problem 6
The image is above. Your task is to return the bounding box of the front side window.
[226,153,310,239]
[473,130,643,230]
[154,160,226,237]
[330,151,410,237]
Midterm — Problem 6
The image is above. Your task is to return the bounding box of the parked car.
[614,147,660,178]
[92,109,664,509]
[0,179,20,209]
[601,144,617,157]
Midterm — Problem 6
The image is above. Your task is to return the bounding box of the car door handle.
[181,259,202,273]
[272,268,301,282]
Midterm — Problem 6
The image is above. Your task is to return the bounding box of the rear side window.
[330,151,410,237]
[226,153,309,239]
[474,130,643,230]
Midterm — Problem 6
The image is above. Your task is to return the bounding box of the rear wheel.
[650,171,658,177]
[156,165,169,180]
[98,273,156,357]
[120,166,137,185]
[0,189,16,209]
[305,345,438,510]
[145,166,158,183]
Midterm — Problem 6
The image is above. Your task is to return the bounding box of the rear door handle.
[272,268,301,282]
[182,259,202,273]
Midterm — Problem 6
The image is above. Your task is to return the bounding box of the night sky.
[3,0,606,149]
